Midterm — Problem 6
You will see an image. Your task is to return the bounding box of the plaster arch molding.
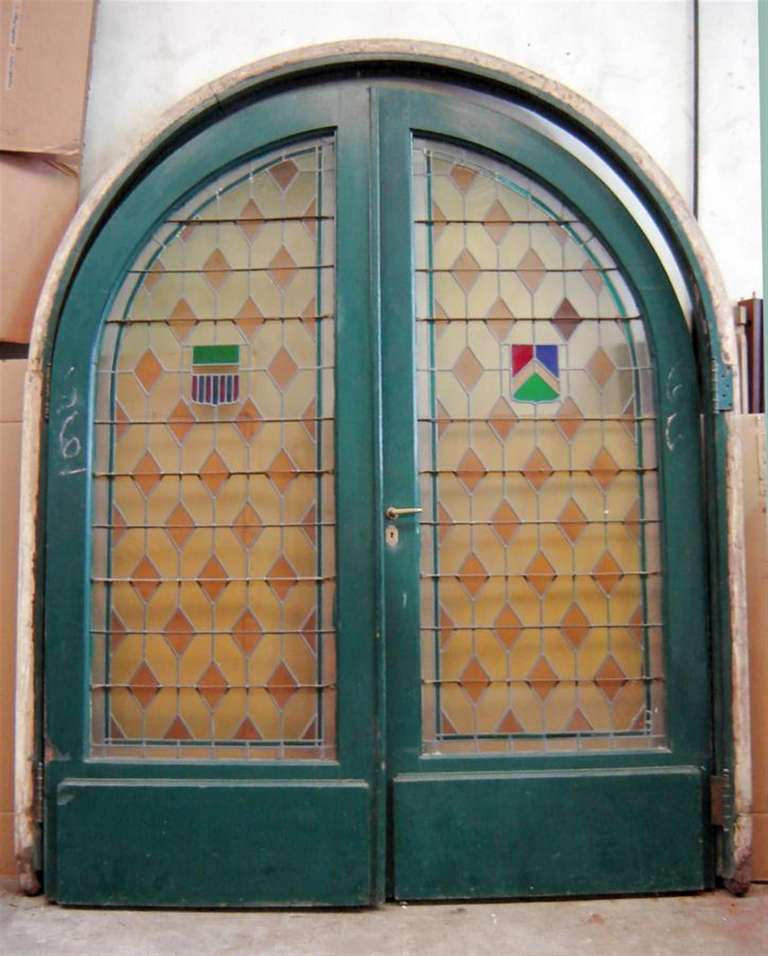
[15,40,750,896]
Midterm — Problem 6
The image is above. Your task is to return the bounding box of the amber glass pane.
[91,139,337,759]
[414,141,665,754]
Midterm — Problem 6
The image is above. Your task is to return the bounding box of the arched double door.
[44,76,712,905]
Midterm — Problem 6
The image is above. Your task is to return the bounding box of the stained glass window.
[90,139,337,759]
[414,141,665,754]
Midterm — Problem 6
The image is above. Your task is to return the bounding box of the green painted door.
[378,88,712,899]
[44,84,381,907]
[44,78,713,907]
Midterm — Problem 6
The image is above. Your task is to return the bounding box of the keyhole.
[385,524,399,547]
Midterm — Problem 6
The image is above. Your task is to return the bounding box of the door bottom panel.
[393,767,711,900]
[53,779,372,906]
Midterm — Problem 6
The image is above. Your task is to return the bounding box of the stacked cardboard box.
[0,0,96,876]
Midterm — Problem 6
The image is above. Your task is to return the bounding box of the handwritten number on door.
[57,369,86,476]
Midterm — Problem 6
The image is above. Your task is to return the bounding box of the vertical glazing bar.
[315,142,325,745]
[425,150,442,742]
[603,265,653,727]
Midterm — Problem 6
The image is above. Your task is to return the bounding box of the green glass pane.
[513,373,559,402]
[192,345,240,366]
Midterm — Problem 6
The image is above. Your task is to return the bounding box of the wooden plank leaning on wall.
[738,414,768,880]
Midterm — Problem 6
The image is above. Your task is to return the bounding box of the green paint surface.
[393,769,707,899]
[44,72,715,906]
[55,780,372,906]
[45,83,380,907]
[378,86,712,899]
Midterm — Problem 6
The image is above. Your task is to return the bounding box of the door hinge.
[711,360,733,412]
[710,771,731,827]
[34,761,45,825]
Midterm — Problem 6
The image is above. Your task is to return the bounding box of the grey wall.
[81,0,763,302]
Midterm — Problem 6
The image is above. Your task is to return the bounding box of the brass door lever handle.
[385,506,423,520]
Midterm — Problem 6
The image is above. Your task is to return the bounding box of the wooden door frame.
[15,41,750,895]
[41,85,384,906]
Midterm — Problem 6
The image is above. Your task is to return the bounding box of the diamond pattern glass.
[414,141,665,754]
[91,139,337,759]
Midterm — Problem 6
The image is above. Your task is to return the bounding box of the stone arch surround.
[14,40,750,894]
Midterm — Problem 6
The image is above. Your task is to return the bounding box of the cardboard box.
[0,812,14,876]
[1,0,96,154]
[0,353,25,421]
[0,152,80,342]
[0,0,96,343]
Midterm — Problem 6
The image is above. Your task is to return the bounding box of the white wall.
[699,0,762,300]
[81,0,763,301]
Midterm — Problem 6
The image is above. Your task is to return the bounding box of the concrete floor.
[1,880,767,955]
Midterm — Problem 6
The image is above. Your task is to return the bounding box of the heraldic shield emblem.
[191,344,241,406]
[511,343,560,403]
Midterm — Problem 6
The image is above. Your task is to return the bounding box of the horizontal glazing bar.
[93,469,334,478]
[93,417,335,426]
[415,315,641,323]
[429,731,665,742]
[423,676,664,686]
[127,265,334,276]
[92,521,336,531]
[104,364,334,375]
[419,466,658,476]
[418,415,656,424]
[421,518,660,528]
[415,267,619,276]
[421,623,662,632]
[91,627,335,636]
[420,571,660,580]
[413,218,583,226]
[104,314,334,326]
[419,364,652,374]
[93,575,335,583]
[93,682,336,691]
[98,738,333,750]
[165,215,336,225]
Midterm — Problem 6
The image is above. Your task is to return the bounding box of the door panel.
[393,768,705,899]
[44,79,712,906]
[45,84,380,906]
[378,89,712,898]
[55,779,371,906]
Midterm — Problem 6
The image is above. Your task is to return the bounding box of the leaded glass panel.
[414,141,666,754]
[91,138,337,759]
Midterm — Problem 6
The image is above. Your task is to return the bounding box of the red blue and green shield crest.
[511,344,559,402]
[191,345,240,406]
